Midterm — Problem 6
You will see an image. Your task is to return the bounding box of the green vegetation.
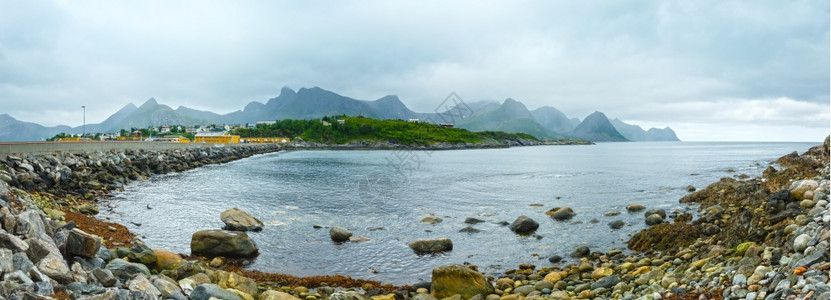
[232,116,540,146]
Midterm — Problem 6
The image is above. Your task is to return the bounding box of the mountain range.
[0,87,679,142]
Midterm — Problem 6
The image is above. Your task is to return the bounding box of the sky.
[1,1,828,142]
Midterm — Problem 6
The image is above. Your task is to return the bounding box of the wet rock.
[221,208,264,231]
[643,209,666,219]
[127,241,157,265]
[645,214,664,226]
[626,204,646,212]
[421,217,442,224]
[686,185,696,192]
[591,275,620,289]
[608,220,625,229]
[570,246,590,258]
[430,264,493,299]
[409,238,453,254]
[464,217,485,224]
[546,207,575,220]
[191,229,259,257]
[329,226,353,243]
[459,226,481,233]
[509,215,539,234]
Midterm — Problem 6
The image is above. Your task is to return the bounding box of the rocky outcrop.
[545,207,575,220]
[190,229,259,257]
[220,208,264,232]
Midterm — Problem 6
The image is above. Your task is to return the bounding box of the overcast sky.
[1,1,828,141]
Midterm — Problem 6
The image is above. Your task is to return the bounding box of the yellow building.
[116,136,144,141]
[156,135,192,143]
[194,132,240,144]
[241,137,291,143]
[57,137,82,142]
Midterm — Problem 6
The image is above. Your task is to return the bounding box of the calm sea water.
[103,142,814,284]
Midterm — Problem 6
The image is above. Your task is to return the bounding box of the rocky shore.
[284,138,592,150]
[0,138,825,300]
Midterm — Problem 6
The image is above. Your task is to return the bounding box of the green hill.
[233,116,540,146]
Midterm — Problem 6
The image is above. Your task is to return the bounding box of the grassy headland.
[232,116,587,147]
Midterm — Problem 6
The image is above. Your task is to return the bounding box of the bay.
[103,141,814,284]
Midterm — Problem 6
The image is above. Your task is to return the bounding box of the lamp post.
[81,105,86,140]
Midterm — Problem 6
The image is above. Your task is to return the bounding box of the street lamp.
[81,105,86,139]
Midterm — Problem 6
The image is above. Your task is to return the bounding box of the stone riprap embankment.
[0,143,281,198]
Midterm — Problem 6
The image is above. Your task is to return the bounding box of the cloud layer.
[1,1,828,141]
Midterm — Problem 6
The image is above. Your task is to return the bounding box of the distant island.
[0,87,679,142]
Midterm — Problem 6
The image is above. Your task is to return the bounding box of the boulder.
[570,246,590,258]
[0,231,28,252]
[154,249,184,270]
[92,268,117,287]
[464,218,485,224]
[645,214,664,226]
[607,220,625,229]
[221,208,264,231]
[105,258,151,280]
[37,253,71,283]
[546,207,575,220]
[191,230,259,257]
[25,237,61,263]
[65,228,102,258]
[626,204,646,212]
[151,276,182,298]
[189,284,244,300]
[260,290,302,300]
[127,274,162,298]
[793,234,811,252]
[213,270,258,296]
[643,209,666,219]
[0,249,12,274]
[409,238,453,254]
[14,210,47,240]
[508,215,539,234]
[790,180,819,200]
[420,217,442,224]
[329,226,353,243]
[430,264,493,299]
[127,241,157,265]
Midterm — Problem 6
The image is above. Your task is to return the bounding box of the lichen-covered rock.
[191,230,259,257]
[190,283,244,300]
[213,270,258,296]
[260,290,302,300]
[789,180,819,200]
[430,264,493,299]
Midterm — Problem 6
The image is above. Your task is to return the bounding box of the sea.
[102,141,815,285]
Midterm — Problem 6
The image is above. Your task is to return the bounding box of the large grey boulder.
[105,258,151,280]
[190,230,259,257]
[220,208,264,231]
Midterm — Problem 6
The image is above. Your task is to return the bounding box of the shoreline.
[0,139,827,299]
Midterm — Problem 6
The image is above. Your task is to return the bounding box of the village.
[51,121,291,144]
